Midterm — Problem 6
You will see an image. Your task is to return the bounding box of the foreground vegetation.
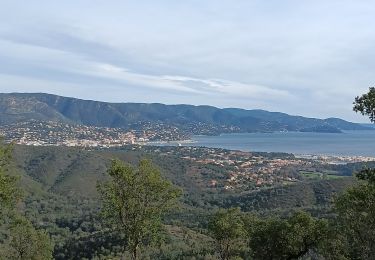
[1,142,374,259]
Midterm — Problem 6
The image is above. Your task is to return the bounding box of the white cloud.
[0,0,374,121]
[91,63,295,101]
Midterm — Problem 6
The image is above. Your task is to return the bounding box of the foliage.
[208,208,246,260]
[0,139,53,260]
[98,159,182,259]
[0,140,21,214]
[318,224,349,260]
[2,215,54,260]
[248,211,329,260]
[356,167,375,183]
[2,93,364,134]
[334,168,375,259]
[217,178,354,212]
[0,139,12,168]
[1,143,368,258]
[6,144,361,258]
[333,88,375,258]
[353,87,375,122]
[0,173,20,215]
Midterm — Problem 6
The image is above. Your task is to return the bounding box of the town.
[2,120,374,192]
[0,120,190,147]
[138,146,375,191]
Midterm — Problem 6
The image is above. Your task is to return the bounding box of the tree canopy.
[4,216,54,260]
[98,159,182,259]
[248,211,328,260]
[0,139,53,260]
[333,168,375,259]
[330,89,375,259]
[353,87,375,122]
[208,208,245,260]
[0,140,20,214]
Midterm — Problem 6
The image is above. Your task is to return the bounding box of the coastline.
[145,131,375,158]
[145,139,197,146]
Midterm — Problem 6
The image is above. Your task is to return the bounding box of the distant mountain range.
[0,93,372,134]
[361,123,375,128]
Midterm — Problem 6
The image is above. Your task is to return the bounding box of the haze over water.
[188,131,375,157]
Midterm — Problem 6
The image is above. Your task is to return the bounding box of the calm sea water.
[185,131,375,156]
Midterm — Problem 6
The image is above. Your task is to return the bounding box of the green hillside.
[1,93,371,133]
[12,144,356,211]
[3,144,362,258]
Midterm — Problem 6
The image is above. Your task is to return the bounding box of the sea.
[180,130,375,157]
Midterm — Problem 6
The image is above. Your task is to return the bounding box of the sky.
[0,0,374,122]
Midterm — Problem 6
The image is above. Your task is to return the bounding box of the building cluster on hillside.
[0,120,189,147]
[191,149,303,189]
[144,146,375,191]
[130,121,190,141]
[296,154,375,164]
[2,120,374,191]
[147,146,303,190]
[184,122,241,135]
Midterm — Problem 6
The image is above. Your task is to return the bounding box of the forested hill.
[0,92,370,133]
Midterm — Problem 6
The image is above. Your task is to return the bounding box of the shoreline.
[145,139,197,145]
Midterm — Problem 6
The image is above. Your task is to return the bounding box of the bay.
[186,131,375,156]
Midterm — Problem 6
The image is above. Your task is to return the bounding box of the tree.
[248,211,328,260]
[285,211,328,259]
[98,159,182,259]
[332,88,375,258]
[208,208,245,260]
[334,169,375,259]
[0,140,20,215]
[353,87,375,122]
[0,139,53,259]
[248,216,288,260]
[4,216,54,260]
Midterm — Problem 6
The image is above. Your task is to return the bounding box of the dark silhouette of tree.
[353,87,375,122]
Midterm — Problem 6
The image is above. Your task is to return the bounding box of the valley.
[7,144,370,258]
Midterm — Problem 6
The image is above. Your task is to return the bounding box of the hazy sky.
[0,1,374,122]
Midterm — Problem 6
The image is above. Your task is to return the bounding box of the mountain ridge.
[0,92,371,134]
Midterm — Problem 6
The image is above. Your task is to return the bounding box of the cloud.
[0,0,374,122]
[0,34,294,102]
[92,64,294,100]
[162,76,294,101]
[93,64,202,94]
